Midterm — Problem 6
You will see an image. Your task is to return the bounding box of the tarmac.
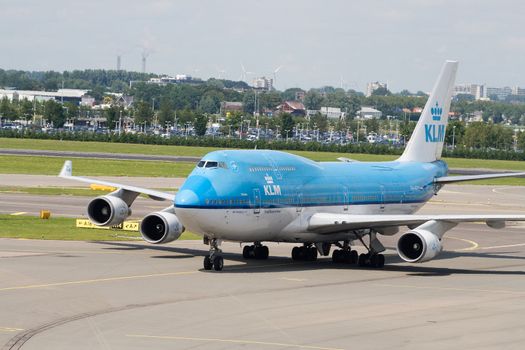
[0,183,525,349]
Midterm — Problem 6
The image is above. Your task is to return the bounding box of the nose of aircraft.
[175,189,200,207]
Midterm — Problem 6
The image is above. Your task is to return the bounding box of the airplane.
[59,60,525,271]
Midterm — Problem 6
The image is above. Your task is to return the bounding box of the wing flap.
[308,213,525,234]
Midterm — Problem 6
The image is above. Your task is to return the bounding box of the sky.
[1,0,524,92]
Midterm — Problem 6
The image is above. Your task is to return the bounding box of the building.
[252,77,273,91]
[453,84,485,100]
[356,106,382,119]
[512,86,525,96]
[220,101,244,114]
[0,88,90,105]
[486,86,512,101]
[295,90,305,101]
[276,101,306,117]
[320,107,345,119]
[366,81,388,97]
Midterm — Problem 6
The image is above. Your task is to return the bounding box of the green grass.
[0,155,194,177]
[0,186,177,197]
[0,214,200,241]
[3,137,525,169]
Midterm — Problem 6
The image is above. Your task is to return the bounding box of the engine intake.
[87,195,131,226]
[140,211,184,244]
[397,229,442,263]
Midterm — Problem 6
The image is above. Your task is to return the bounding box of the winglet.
[59,160,73,177]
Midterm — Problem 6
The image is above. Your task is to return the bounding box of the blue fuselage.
[175,150,448,211]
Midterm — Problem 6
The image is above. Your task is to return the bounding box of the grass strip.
[0,214,200,241]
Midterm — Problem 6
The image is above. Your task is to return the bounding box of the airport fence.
[0,129,524,162]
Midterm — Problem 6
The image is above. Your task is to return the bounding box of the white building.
[252,77,273,90]
[320,107,344,119]
[366,81,388,97]
[453,84,486,100]
[356,107,382,119]
[0,88,89,104]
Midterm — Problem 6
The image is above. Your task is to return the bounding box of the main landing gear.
[355,231,386,268]
[291,244,318,261]
[242,243,269,260]
[203,238,223,271]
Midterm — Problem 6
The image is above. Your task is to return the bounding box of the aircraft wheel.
[358,253,369,267]
[350,250,358,264]
[308,247,318,261]
[332,249,342,263]
[242,245,252,259]
[213,256,224,271]
[261,246,269,259]
[292,247,300,261]
[203,255,213,270]
[375,254,385,268]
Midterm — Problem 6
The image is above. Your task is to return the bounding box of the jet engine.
[87,195,131,226]
[140,210,185,244]
[396,228,442,263]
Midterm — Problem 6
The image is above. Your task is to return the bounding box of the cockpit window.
[205,161,218,168]
[197,161,205,168]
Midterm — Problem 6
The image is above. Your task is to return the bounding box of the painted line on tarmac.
[373,283,525,296]
[477,242,525,250]
[0,327,24,333]
[447,236,479,251]
[0,270,197,293]
[126,334,344,350]
[9,212,27,216]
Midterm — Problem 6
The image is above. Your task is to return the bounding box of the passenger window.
[205,161,218,168]
[197,161,205,168]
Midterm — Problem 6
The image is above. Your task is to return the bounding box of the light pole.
[452,125,456,149]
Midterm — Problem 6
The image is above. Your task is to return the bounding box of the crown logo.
[264,173,274,184]
[431,102,443,121]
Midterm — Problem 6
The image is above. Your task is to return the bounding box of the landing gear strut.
[203,238,223,271]
[291,244,318,261]
[242,243,269,260]
[356,231,385,268]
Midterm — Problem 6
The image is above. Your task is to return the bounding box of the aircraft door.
[343,186,349,211]
[296,190,303,213]
[380,185,385,212]
[253,188,261,214]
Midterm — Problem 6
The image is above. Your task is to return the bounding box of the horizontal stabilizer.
[435,172,525,184]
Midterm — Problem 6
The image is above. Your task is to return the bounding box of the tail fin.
[398,60,458,163]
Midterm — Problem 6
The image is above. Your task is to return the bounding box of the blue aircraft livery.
[60,60,525,271]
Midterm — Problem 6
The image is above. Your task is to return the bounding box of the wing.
[59,160,175,201]
[308,213,525,234]
[435,172,525,184]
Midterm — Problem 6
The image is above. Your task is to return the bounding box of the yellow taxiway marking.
[0,327,24,332]
[0,271,197,292]
[447,236,479,251]
[9,212,27,216]
[126,334,344,350]
[373,283,525,296]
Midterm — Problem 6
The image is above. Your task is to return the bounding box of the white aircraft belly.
[175,202,421,243]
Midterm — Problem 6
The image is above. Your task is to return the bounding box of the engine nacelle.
[396,229,442,263]
[87,195,131,226]
[140,211,185,244]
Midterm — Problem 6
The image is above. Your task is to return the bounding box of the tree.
[280,113,295,138]
[304,90,325,110]
[310,112,328,132]
[158,98,174,125]
[43,100,65,127]
[194,113,208,136]
[134,100,153,126]
[104,106,120,130]
[371,87,391,96]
